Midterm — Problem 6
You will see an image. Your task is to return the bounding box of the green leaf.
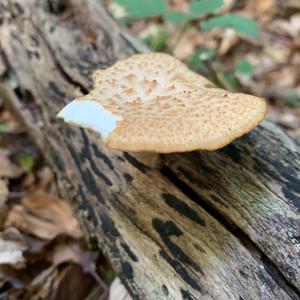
[235,59,253,75]
[114,0,167,18]
[105,270,114,282]
[18,153,34,173]
[143,29,168,51]
[200,14,258,37]
[0,122,8,130]
[282,91,300,108]
[163,11,193,25]
[223,73,238,91]
[189,0,224,16]
[188,48,216,71]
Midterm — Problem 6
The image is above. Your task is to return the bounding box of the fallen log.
[0,1,299,299]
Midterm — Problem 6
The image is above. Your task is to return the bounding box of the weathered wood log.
[0,1,299,299]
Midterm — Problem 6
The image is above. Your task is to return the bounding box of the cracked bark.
[0,1,299,299]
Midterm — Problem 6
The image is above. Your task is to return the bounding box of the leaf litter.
[0,97,113,299]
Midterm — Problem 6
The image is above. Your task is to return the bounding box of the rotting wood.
[0,1,299,299]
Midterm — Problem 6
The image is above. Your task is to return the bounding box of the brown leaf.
[50,264,98,300]
[51,242,98,274]
[28,264,98,300]
[27,242,100,300]
[218,29,239,56]
[5,191,82,240]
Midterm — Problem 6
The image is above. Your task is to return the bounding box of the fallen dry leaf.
[5,191,82,240]
[218,29,239,55]
[0,228,28,268]
[51,242,97,273]
[27,242,100,300]
[29,264,98,300]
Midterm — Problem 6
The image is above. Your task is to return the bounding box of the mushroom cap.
[57,53,267,153]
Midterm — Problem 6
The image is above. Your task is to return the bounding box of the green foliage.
[189,0,223,16]
[188,48,216,71]
[235,59,253,75]
[114,0,167,18]
[112,0,258,38]
[18,153,34,173]
[282,91,300,108]
[163,11,192,25]
[142,29,168,51]
[105,270,114,282]
[201,14,258,37]
[0,122,8,130]
[223,73,239,91]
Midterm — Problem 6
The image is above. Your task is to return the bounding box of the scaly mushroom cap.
[57,53,267,153]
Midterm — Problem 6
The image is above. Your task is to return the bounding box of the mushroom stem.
[130,152,162,169]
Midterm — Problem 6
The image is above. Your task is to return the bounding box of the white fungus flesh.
[57,100,122,142]
[57,53,267,153]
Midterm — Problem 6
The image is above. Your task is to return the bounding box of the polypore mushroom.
[57,53,266,166]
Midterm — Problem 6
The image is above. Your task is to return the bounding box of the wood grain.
[0,0,299,299]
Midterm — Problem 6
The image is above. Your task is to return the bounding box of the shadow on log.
[0,1,299,299]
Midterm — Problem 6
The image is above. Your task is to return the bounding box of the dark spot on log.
[48,0,68,14]
[90,160,112,186]
[180,288,195,300]
[239,269,249,279]
[121,261,134,280]
[66,143,81,168]
[66,144,107,202]
[80,168,106,200]
[162,285,169,296]
[177,166,209,190]
[51,151,65,171]
[30,35,39,47]
[193,244,206,253]
[287,229,300,245]
[153,218,203,274]
[282,187,300,212]
[189,152,212,173]
[123,153,148,173]
[48,81,66,98]
[78,186,98,226]
[74,60,95,78]
[210,194,229,208]
[124,172,133,183]
[91,143,114,171]
[13,2,24,14]
[121,243,138,262]
[160,250,204,293]
[118,156,125,162]
[253,143,300,211]
[257,270,276,292]
[100,213,120,238]
[79,131,112,186]
[49,26,56,33]
[26,50,40,60]
[163,193,206,227]
[239,297,245,300]
[221,143,241,162]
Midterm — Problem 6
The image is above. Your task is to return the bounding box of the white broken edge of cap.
[56,99,123,141]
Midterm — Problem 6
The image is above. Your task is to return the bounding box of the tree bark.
[0,1,299,299]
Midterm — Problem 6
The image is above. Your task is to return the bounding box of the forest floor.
[0,0,299,299]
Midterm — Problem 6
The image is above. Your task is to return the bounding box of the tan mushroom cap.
[58,53,267,153]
